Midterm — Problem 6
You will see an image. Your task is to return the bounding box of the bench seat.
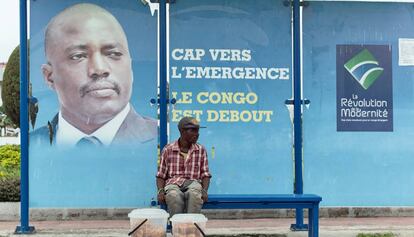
[157,193,322,237]
[203,194,321,237]
[204,194,321,209]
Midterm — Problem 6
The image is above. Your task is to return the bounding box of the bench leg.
[308,208,313,237]
[290,208,309,231]
[308,204,319,237]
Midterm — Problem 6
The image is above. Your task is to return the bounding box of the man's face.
[42,12,133,126]
[180,127,200,145]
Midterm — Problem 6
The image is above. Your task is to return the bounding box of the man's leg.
[184,180,203,213]
[165,184,185,216]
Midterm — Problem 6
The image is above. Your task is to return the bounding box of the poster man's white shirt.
[56,103,131,147]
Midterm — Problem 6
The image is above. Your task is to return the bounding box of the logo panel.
[336,45,393,132]
[344,49,384,90]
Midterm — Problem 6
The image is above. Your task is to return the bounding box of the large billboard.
[28,0,295,207]
[29,0,158,207]
[168,0,294,194]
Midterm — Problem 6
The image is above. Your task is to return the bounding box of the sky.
[0,0,19,62]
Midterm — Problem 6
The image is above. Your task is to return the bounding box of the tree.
[2,46,20,127]
[1,44,33,129]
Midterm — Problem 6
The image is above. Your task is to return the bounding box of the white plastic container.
[128,208,169,237]
[170,213,208,237]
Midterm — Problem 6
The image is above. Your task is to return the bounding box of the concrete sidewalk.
[1,217,414,236]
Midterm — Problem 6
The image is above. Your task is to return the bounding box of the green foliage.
[1,46,20,127]
[0,177,20,202]
[0,145,20,201]
[0,145,20,179]
[357,233,397,237]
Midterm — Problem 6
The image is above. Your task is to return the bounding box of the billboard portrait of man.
[29,0,158,207]
[30,2,157,147]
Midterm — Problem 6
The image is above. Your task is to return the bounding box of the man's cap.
[178,117,206,129]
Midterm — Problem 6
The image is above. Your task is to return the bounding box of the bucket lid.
[128,208,169,219]
[170,213,208,223]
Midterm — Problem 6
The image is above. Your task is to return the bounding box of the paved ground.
[1,217,414,236]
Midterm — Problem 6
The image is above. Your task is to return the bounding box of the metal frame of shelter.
[16,0,306,233]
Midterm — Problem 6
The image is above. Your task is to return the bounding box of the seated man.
[156,117,212,216]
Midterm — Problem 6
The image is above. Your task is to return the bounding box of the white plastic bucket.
[128,208,169,237]
[170,213,208,237]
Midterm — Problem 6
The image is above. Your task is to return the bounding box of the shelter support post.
[159,0,168,150]
[15,0,35,233]
[290,0,308,231]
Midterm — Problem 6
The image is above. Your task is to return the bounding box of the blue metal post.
[290,0,307,231]
[159,0,168,150]
[15,0,35,234]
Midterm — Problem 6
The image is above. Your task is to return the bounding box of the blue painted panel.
[169,0,293,194]
[303,2,414,206]
[29,0,158,207]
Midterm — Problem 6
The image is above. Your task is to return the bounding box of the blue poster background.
[336,45,393,131]
[303,2,414,206]
[169,0,293,194]
[26,0,414,208]
[29,0,158,207]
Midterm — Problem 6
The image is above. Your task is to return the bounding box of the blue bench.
[159,194,322,237]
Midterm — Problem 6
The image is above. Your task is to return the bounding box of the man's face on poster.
[42,10,133,126]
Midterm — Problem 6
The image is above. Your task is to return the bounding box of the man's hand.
[201,189,208,202]
[201,177,210,203]
[157,192,166,204]
[156,178,166,204]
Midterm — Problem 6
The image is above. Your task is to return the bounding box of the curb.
[2,205,414,221]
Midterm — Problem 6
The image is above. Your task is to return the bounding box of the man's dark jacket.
[30,107,157,146]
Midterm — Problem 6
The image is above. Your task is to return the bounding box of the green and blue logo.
[344,49,384,90]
